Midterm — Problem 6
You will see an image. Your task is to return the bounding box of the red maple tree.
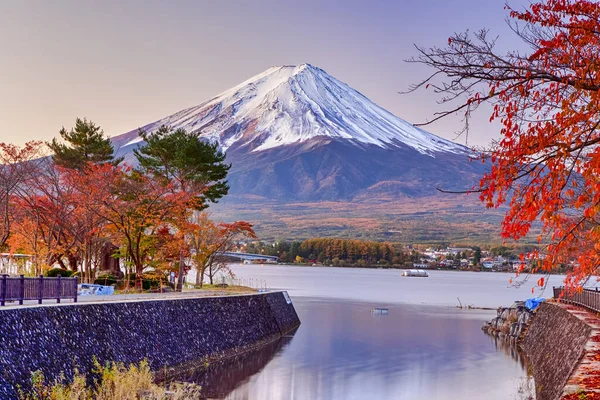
[411,0,600,286]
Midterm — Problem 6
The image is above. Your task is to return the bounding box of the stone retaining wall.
[482,301,533,342]
[520,303,591,400]
[0,291,300,399]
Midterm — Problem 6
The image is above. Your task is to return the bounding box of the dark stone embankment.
[484,301,593,400]
[521,303,592,400]
[0,291,300,399]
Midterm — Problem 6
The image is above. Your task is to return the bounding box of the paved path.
[561,303,600,399]
[0,289,259,309]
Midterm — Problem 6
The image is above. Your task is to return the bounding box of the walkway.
[560,303,600,399]
[0,288,259,309]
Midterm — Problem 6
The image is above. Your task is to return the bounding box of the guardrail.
[553,286,600,313]
[0,275,78,306]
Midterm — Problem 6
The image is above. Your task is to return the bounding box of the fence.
[0,275,78,306]
[553,286,600,313]
[218,275,269,291]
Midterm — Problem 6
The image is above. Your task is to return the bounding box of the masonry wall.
[0,291,300,399]
[521,302,591,400]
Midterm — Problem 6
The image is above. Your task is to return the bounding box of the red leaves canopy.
[412,0,600,285]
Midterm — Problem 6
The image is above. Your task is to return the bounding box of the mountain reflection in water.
[174,297,531,400]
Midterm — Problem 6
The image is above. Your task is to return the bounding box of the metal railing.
[217,275,269,291]
[553,286,600,313]
[0,275,78,306]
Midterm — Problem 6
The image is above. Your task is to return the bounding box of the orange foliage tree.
[186,213,256,287]
[7,160,80,274]
[410,0,600,286]
[0,122,250,287]
[0,141,45,249]
[76,163,192,283]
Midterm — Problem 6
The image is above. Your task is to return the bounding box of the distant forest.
[244,238,419,266]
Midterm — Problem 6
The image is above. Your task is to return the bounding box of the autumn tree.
[43,119,123,280]
[0,141,45,249]
[134,126,230,290]
[146,225,189,289]
[7,159,79,275]
[48,118,121,170]
[408,0,600,286]
[186,214,256,286]
[79,164,191,286]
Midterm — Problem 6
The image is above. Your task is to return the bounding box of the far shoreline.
[233,262,560,275]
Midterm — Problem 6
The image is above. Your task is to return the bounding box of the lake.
[188,265,558,399]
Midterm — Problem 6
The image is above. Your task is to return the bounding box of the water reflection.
[182,298,530,400]
[162,335,294,398]
[485,333,529,370]
[483,334,535,400]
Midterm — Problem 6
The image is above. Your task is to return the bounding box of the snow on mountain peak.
[114,64,468,156]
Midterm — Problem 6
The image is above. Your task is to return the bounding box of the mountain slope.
[111,64,483,202]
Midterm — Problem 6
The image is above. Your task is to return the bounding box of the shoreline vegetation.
[243,238,569,274]
[18,360,201,400]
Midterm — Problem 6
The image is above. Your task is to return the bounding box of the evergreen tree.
[134,126,230,209]
[289,242,301,261]
[473,247,482,265]
[49,118,119,170]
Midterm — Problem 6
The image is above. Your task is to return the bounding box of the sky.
[0,0,529,147]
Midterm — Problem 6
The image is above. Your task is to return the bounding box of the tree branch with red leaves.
[409,0,600,287]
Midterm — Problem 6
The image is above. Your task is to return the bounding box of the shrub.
[19,360,202,400]
[44,268,74,278]
[122,273,166,291]
[94,274,118,286]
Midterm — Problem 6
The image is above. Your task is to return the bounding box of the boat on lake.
[402,269,429,277]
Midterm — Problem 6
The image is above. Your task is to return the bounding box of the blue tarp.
[78,284,114,296]
[525,297,546,311]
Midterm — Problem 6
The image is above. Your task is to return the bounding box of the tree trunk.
[195,263,203,287]
[67,254,79,272]
[57,258,68,270]
[135,263,143,291]
[176,251,185,292]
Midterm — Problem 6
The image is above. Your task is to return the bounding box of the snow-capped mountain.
[113,64,467,156]
[112,64,483,201]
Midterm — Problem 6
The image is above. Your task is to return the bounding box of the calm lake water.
[188,265,558,399]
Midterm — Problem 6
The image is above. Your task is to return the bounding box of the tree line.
[0,119,254,288]
[245,238,420,267]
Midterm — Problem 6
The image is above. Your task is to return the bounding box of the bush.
[18,360,201,400]
[44,268,74,278]
[94,274,118,286]
[122,273,167,291]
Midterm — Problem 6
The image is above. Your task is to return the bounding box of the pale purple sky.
[0,0,529,147]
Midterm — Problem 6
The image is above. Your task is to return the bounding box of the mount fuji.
[111,64,484,201]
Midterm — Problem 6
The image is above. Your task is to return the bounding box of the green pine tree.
[48,118,119,170]
[473,247,482,265]
[134,125,230,209]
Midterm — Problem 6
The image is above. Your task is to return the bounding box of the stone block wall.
[0,291,300,399]
[520,302,591,400]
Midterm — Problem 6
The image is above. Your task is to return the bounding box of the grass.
[18,360,201,400]
[193,284,257,294]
